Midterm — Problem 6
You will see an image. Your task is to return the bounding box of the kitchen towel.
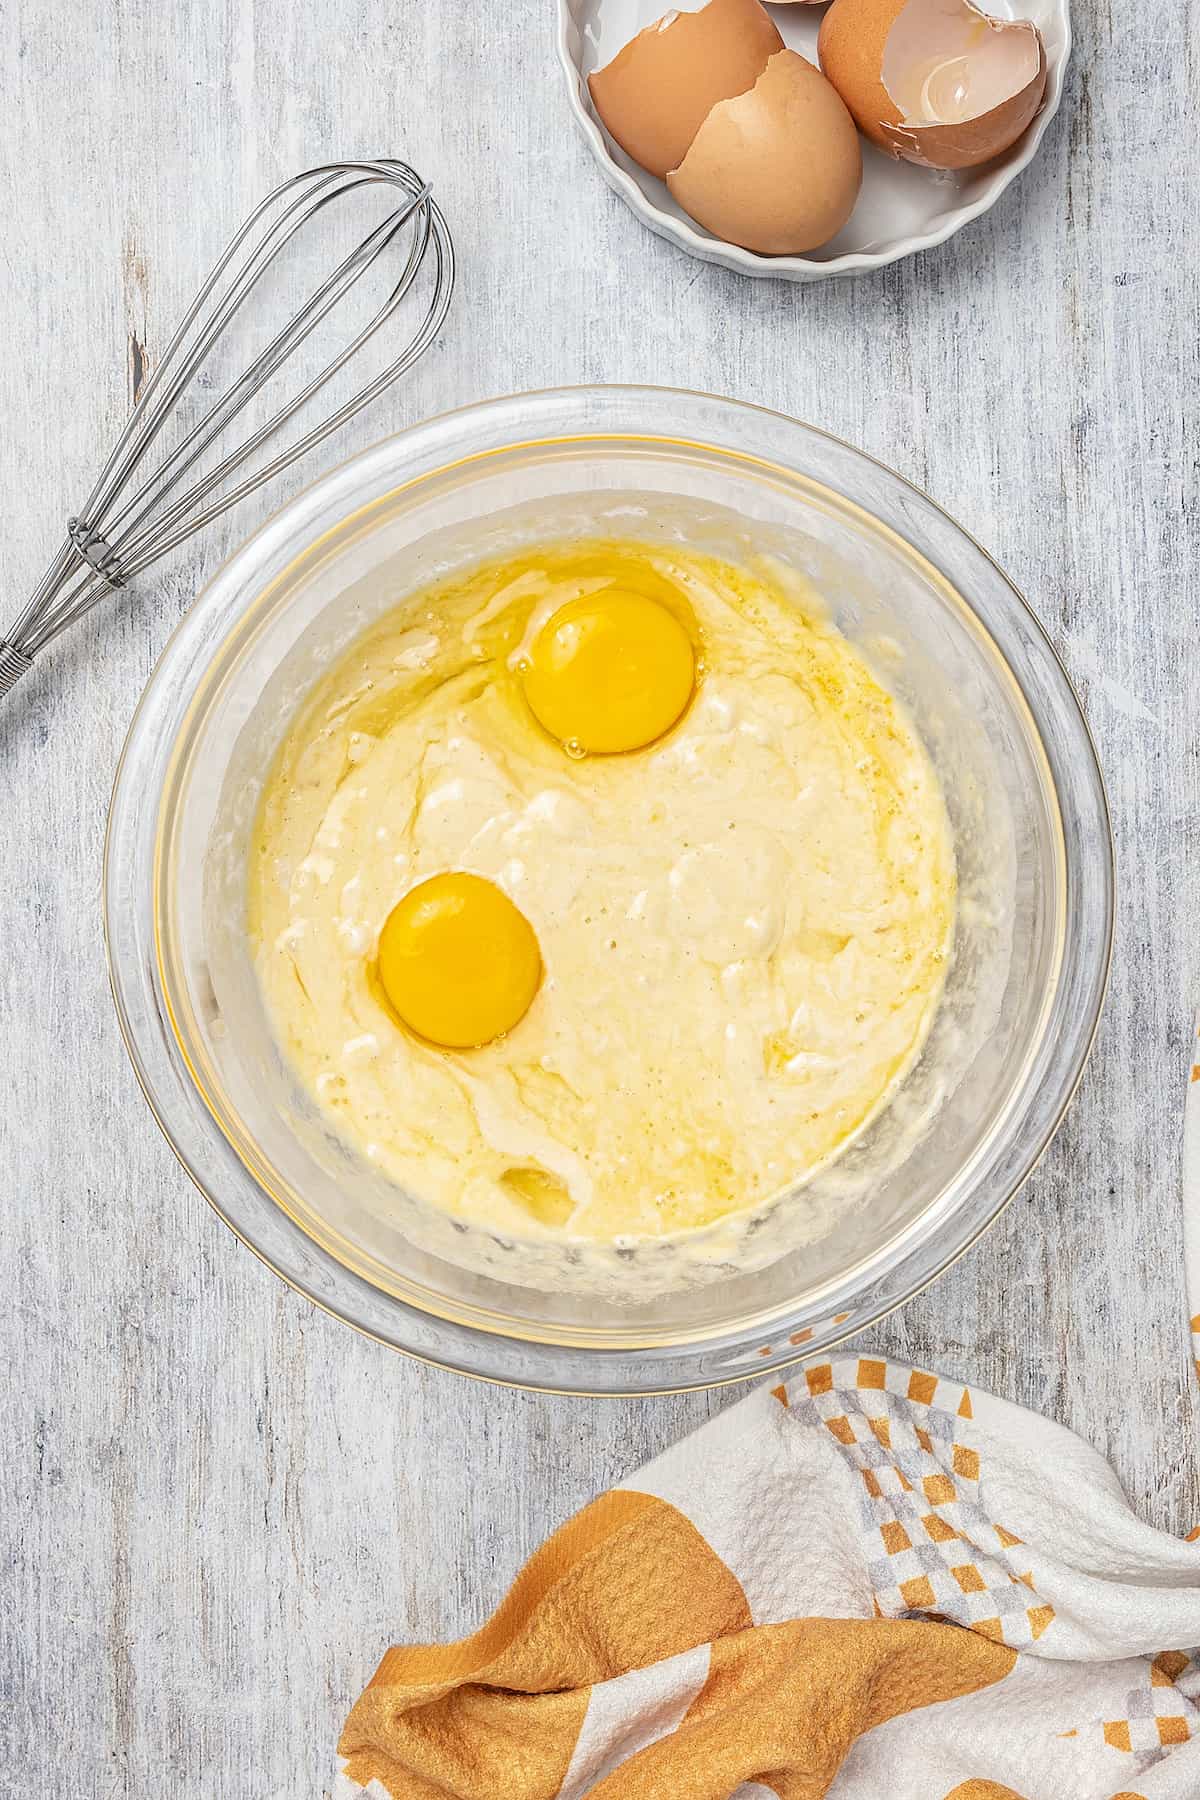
[336,1033,1200,1800]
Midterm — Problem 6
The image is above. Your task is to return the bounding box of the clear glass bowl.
[105,387,1113,1393]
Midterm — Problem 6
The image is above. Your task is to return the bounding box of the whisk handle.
[0,640,32,699]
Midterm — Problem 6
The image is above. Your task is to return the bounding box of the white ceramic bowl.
[557,0,1072,280]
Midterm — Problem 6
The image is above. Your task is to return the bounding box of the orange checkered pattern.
[1091,1651,1200,1760]
[343,1338,1200,1800]
[779,1356,1055,1650]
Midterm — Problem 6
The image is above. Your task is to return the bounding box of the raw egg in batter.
[377,872,542,1049]
[521,589,695,754]
[250,538,955,1269]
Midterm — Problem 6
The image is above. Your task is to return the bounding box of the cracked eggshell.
[667,50,863,254]
[818,0,1047,171]
[587,0,784,181]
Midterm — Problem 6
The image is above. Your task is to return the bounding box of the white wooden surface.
[2,1,1197,1792]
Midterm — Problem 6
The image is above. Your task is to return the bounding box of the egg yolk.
[521,589,695,755]
[376,873,542,1050]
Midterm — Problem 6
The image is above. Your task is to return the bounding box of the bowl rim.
[554,0,1073,280]
[104,383,1114,1392]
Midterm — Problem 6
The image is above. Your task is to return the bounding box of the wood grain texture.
[1,0,1197,1792]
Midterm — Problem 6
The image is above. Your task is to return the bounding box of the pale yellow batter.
[249,540,955,1246]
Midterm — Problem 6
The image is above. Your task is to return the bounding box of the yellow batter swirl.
[249,539,955,1245]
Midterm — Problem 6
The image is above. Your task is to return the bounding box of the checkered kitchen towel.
[337,1032,1200,1800]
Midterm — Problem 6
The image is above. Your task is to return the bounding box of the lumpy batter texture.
[249,540,955,1245]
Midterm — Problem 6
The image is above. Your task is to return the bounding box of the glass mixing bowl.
[105,387,1113,1393]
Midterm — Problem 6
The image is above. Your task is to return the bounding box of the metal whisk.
[0,158,454,701]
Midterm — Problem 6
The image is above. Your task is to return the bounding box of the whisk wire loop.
[1,158,453,686]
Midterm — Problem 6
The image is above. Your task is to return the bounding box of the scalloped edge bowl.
[556,0,1071,280]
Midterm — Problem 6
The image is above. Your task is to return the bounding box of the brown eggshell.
[666,50,863,255]
[588,0,783,181]
[892,46,1046,168]
[818,0,908,152]
[819,0,1047,171]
